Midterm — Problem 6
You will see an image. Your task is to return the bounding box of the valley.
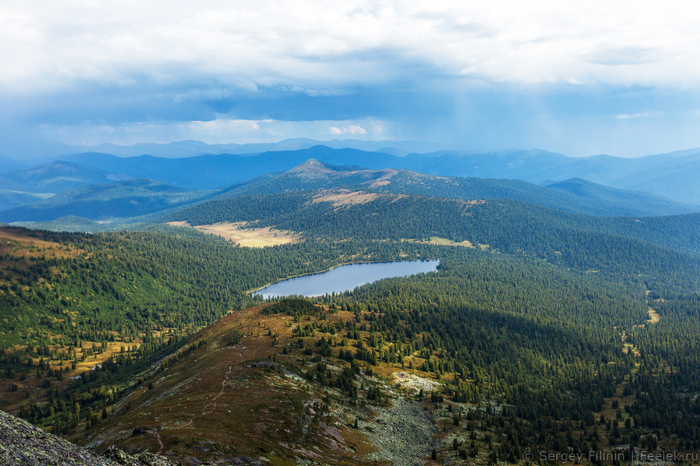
[2,146,700,465]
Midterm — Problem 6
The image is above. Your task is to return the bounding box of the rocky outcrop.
[0,410,179,466]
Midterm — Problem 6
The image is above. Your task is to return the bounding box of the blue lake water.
[252,260,440,298]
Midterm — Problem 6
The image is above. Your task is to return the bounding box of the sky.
[2,0,700,159]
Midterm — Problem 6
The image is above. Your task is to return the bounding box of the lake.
[252,260,440,298]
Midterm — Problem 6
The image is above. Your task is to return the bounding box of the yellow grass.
[167,221,300,248]
[0,227,82,261]
[647,308,660,324]
[421,236,474,248]
[311,190,381,206]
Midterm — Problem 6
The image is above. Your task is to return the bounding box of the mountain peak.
[287,158,367,175]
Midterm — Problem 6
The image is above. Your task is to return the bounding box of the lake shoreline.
[250,259,440,298]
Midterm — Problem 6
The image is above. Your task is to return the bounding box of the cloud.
[38,118,385,146]
[2,1,700,159]
[329,125,367,135]
[1,0,699,98]
[347,125,367,134]
[584,46,660,67]
[615,112,664,120]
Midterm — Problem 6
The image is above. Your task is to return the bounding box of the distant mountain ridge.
[54,145,700,204]
[52,138,454,159]
[0,160,135,211]
[59,147,405,190]
[0,179,214,222]
[1,159,697,224]
[0,161,133,193]
[0,155,29,173]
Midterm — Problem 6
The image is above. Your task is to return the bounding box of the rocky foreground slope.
[0,409,179,466]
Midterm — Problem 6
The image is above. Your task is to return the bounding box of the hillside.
[0,161,133,194]
[162,189,700,271]
[8,158,695,227]
[0,179,215,222]
[62,248,659,464]
[3,205,700,464]
[215,159,399,198]
[215,160,697,217]
[70,258,700,464]
[0,409,178,465]
[372,171,696,217]
[0,189,54,212]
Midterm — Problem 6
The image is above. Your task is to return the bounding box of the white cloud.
[615,112,664,120]
[1,0,700,96]
[347,125,367,134]
[329,125,368,135]
[41,118,387,146]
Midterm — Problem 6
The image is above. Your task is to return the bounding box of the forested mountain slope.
[4,187,700,464]
[4,157,697,224]
[162,190,700,271]
[214,160,698,217]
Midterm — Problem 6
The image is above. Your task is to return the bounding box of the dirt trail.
[150,430,164,454]
[151,365,233,454]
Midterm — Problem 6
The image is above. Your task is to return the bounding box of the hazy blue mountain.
[59,145,696,193]
[13,145,700,207]
[0,155,29,173]
[7,158,692,222]
[541,178,693,215]
[0,190,54,212]
[68,139,317,158]
[393,148,570,180]
[0,179,214,222]
[55,138,453,159]
[61,147,401,189]
[0,161,133,193]
[609,157,700,204]
[46,140,700,201]
[373,146,411,156]
[58,146,578,191]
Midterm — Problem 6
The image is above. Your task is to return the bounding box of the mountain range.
[1,159,696,224]
[5,142,700,202]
